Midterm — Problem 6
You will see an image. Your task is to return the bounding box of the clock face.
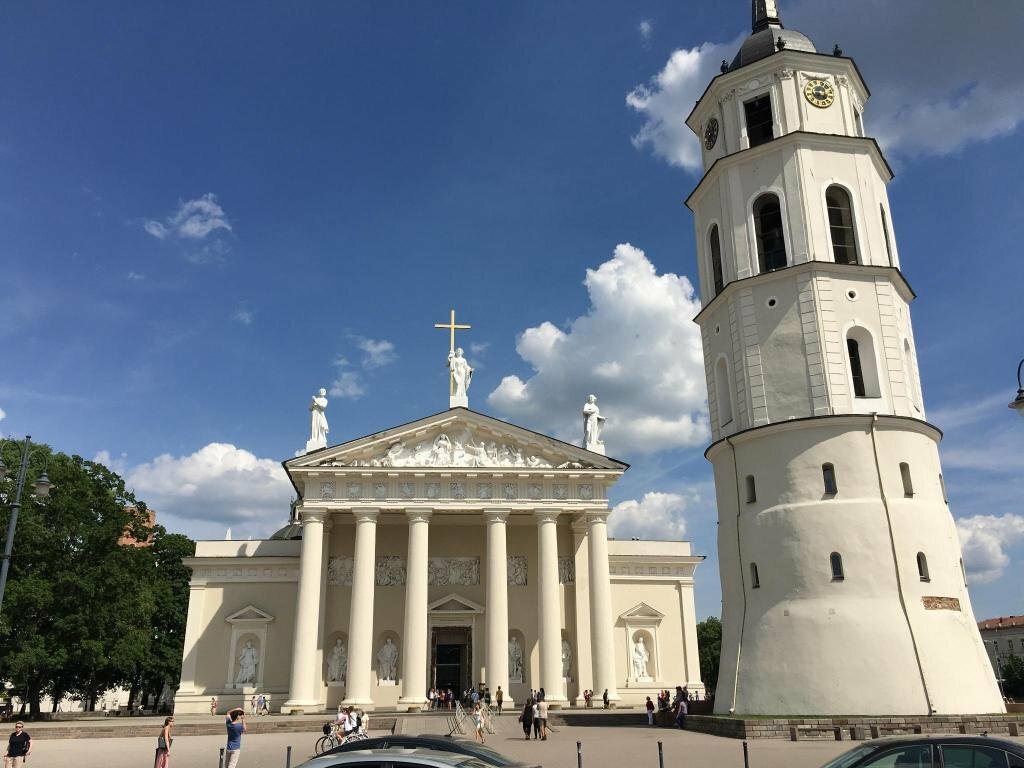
[803,78,835,108]
[703,117,719,150]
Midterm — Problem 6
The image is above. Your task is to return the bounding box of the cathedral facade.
[173,407,704,713]
[686,1,1004,715]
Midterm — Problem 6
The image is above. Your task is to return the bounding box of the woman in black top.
[518,699,533,740]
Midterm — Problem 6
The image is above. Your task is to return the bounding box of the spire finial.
[752,0,782,33]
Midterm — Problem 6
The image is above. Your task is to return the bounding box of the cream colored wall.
[708,417,1004,715]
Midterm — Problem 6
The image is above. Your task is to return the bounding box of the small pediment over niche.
[428,594,484,614]
[619,602,665,621]
[225,605,274,624]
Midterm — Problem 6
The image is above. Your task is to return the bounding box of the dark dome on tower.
[730,0,816,70]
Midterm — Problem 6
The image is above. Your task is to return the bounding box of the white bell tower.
[685,2,1004,715]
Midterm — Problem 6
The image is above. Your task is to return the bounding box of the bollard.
[576,740,583,768]
[219,746,225,768]
[658,741,665,768]
[286,745,292,768]
[742,740,750,768]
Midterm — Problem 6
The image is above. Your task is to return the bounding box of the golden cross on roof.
[434,308,471,353]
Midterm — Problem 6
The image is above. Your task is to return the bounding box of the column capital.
[405,507,433,524]
[352,507,380,524]
[581,507,611,525]
[533,508,561,525]
[483,509,510,524]
[300,508,330,525]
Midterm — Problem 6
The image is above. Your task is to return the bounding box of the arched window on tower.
[749,562,761,589]
[826,185,858,264]
[709,224,725,295]
[916,552,930,582]
[745,475,757,504]
[753,193,787,273]
[822,463,838,496]
[846,327,881,398]
[903,338,921,410]
[715,357,733,427]
[830,552,845,581]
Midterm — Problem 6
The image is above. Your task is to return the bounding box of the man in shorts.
[225,708,246,768]
[537,697,549,741]
[5,722,31,767]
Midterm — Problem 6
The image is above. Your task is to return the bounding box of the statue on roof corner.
[306,387,329,453]
[582,394,606,455]
[447,347,473,408]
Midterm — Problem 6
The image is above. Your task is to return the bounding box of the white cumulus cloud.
[144,193,233,241]
[487,243,708,454]
[956,513,1024,584]
[125,443,293,533]
[0,406,5,422]
[356,337,397,369]
[610,491,693,541]
[233,307,255,325]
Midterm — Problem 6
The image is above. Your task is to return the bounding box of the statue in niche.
[447,347,474,398]
[235,639,259,685]
[561,640,572,678]
[307,388,329,451]
[582,394,606,453]
[632,636,651,680]
[327,639,348,683]
[508,636,524,682]
[376,638,399,682]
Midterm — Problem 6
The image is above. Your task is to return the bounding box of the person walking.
[537,697,549,740]
[645,696,655,726]
[602,689,609,709]
[472,702,485,744]
[675,697,688,730]
[224,708,246,768]
[210,697,218,716]
[518,699,533,740]
[531,699,541,740]
[5,722,31,767]
[249,695,257,716]
[155,716,173,768]
[495,686,503,715]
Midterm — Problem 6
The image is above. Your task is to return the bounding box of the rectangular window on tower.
[744,95,774,147]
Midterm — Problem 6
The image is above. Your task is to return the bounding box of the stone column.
[586,510,620,704]
[485,510,514,708]
[282,508,328,713]
[175,582,207,699]
[398,508,431,711]
[536,510,567,706]
[343,507,379,708]
[678,579,706,696]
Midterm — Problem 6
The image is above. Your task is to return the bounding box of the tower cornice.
[684,131,893,212]
[691,261,915,325]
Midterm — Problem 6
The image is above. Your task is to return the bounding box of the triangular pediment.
[286,407,627,472]
[619,602,665,621]
[225,604,274,624]
[428,593,484,614]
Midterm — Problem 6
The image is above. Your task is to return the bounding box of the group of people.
[152,707,246,768]
[580,689,611,709]
[644,686,690,729]
[426,684,504,714]
[333,705,369,740]
[517,689,552,741]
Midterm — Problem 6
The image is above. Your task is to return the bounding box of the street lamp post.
[0,435,52,619]
[1009,358,1024,417]
[988,641,1006,700]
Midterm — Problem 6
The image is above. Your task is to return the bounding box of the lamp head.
[33,472,52,498]
[1010,389,1024,418]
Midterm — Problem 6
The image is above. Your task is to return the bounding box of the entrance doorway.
[431,627,472,693]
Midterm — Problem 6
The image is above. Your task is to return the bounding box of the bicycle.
[315,727,368,755]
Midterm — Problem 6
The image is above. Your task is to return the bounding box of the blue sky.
[2,1,1022,622]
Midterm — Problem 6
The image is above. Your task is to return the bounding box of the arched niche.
[324,631,349,689]
[619,602,665,684]
[224,605,273,691]
[374,630,401,687]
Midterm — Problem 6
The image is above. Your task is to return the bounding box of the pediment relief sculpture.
[314,428,598,470]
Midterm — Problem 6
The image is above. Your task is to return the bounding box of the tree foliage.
[697,616,722,695]
[1002,653,1024,699]
[0,444,194,714]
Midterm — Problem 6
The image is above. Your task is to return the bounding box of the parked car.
[298,747,518,768]
[323,735,539,768]
[819,735,1024,768]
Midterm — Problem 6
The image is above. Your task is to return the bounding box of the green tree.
[0,445,192,715]
[697,616,722,696]
[1002,653,1024,699]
